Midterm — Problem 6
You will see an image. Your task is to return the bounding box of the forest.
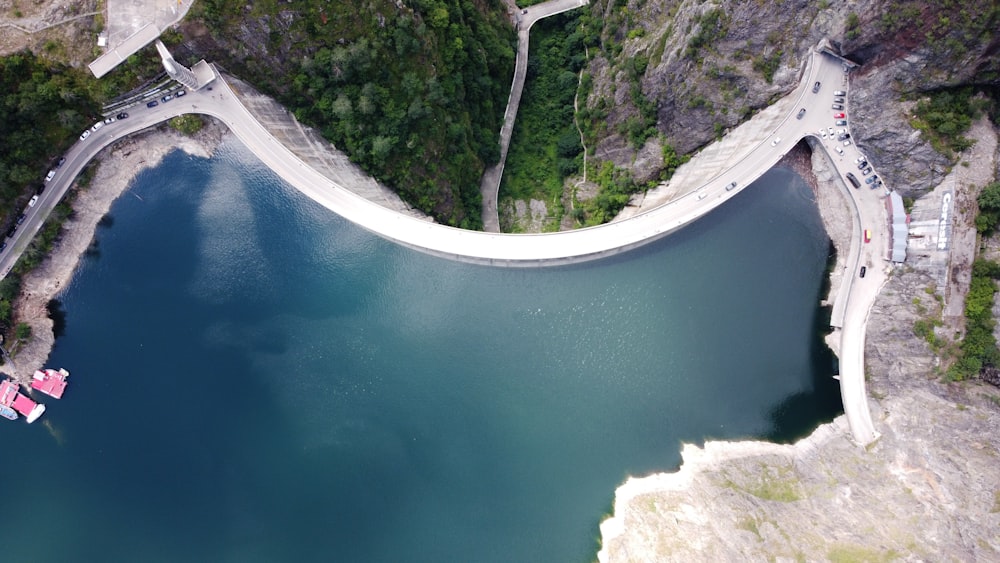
[192,0,516,228]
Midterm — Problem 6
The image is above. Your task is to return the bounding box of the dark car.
[16,213,25,224]
[161,94,173,103]
[147,100,159,108]
[857,161,868,170]
[865,176,876,185]
[832,104,844,110]
[796,108,806,119]
[812,81,821,93]
[846,172,861,189]
[117,112,129,120]
[0,242,7,253]
[56,157,66,168]
[862,167,873,176]
[860,266,866,278]
[834,97,845,103]
[6,226,17,238]
[36,183,45,195]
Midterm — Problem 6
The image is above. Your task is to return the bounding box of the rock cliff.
[584,0,1000,192]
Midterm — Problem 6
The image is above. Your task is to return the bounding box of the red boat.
[0,379,45,423]
[31,368,69,399]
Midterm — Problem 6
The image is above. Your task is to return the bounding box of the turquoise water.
[5,140,840,561]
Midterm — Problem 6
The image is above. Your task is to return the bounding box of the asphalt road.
[3,46,883,444]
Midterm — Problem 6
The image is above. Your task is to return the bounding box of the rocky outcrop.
[584,0,999,196]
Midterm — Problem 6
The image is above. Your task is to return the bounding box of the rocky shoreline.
[0,118,226,385]
[597,119,1000,561]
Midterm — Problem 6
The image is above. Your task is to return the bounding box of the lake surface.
[4,140,841,561]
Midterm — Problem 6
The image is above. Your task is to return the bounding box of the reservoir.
[7,140,840,561]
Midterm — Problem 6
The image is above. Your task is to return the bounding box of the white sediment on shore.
[0,119,225,384]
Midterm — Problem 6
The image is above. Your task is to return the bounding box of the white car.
[79,129,91,141]
[91,121,104,132]
[45,170,55,182]
[771,137,781,146]
[827,127,834,135]
[697,189,708,200]
[835,146,844,154]
[28,195,39,207]
[820,131,827,139]
[103,116,117,124]
[843,140,852,146]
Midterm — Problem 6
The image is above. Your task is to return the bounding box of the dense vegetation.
[191,0,516,228]
[949,259,1000,381]
[909,87,990,157]
[0,52,98,214]
[499,14,584,230]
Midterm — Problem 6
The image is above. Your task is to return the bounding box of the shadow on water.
[764,240,844,443]
[47,299,67,339]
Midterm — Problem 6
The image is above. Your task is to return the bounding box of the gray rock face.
[585,0,999,199]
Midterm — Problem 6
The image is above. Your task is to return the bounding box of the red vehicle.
[864,229,872,243]
[834,112,845,118]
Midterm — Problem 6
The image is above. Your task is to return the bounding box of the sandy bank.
[1,118,226,384]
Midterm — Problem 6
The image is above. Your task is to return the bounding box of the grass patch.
[828,544,899,563]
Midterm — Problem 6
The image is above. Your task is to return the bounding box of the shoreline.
[0,118,226,385]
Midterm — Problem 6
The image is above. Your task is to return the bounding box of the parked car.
[846,173,860,188]
[147,100,159,108]
[862,167,873,175]
[0,242,6,253]
[726,181,737,191]
[812,81,821,93]
[865,176,876,185]
[860,266,867,278]
[45,170,55,182]
[858,161,868,170]
[16,214,26,224]
[834,97,845,104]
[36,183,45,195]
[79,129,91,141]
[771,137,781,146]
[91,121,104,132]
[161,94,173,103]
[843,140,852,146]
[796,108,806,119]
[28,195,39,207]
[837,134,850,141]
[103,116,117,124]
[117,112,129,120]
[864,229,871,243]
[832,104,844,110]
[834,112,845,118]
[56,157,66,168]
[835,146,844,155]
[834,90,846,96]
[175,89,186,97]
[835,120,847,126]
[697,189,707,200]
